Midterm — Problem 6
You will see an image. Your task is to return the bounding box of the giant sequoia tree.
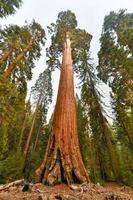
[35,10,92,185]
[35,34,89,185]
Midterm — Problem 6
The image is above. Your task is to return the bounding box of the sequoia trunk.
[35,34,89,185]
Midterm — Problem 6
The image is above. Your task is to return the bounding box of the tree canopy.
[46,10,92,74]
[0,0,22,18]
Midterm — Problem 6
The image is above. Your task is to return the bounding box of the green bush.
[122,170,133,187]
[0,152,24,183]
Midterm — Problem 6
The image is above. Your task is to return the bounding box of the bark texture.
[35,35,89,185]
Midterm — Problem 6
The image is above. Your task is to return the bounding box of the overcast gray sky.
[1,0,133,120]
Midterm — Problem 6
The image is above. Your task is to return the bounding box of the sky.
[1,0,133,121]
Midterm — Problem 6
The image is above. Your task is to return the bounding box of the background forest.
[0,0,133,187]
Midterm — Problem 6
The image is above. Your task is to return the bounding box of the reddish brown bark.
[3,41,32,79]
[35,34,89,185]
[0,48,13,65]
[23,94,41,161]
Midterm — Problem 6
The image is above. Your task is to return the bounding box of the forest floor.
[0,182,133,200]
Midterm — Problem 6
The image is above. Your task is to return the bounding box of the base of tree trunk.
[36,141,89,185]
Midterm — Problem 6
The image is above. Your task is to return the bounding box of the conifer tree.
[98,9,133,185]
[0,0,22,18]
[97,9,133,152]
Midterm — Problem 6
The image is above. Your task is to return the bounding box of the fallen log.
[0,179,24,191]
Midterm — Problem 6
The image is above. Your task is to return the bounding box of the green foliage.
[0,18,46,172]
[0,80,26,183]
[98,9,133,186]
[31,68,53,115]
[98,10,133,93]
[0,0,48,185]
[0,21,46,82]
[0,152,24,183]
[46,10,92,72]
[76,95,91,174]
[24,125,50,182]
[0,0,22,18]
[81,80,120,182]
[0,124,8,160]
[98,10,133,143]
[0,79,26,151]
[97,9,133,96]
[119,144,133,186]
[47,10,77,48]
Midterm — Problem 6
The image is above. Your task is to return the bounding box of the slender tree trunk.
[18,96,31,152]
[0,48,13,65]
[35,34,89,185]
[34,124,42,151]
[3,41,32,79]
[23,94,41,161]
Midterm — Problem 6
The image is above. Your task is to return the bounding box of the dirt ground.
[0,182,133,200]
